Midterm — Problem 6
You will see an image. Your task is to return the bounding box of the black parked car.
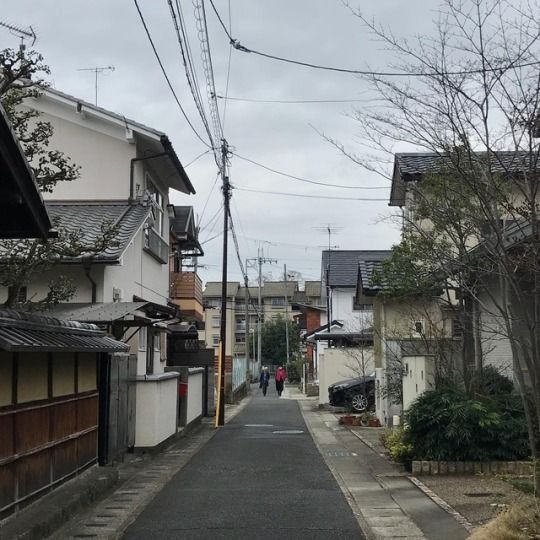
[328,375,376,412]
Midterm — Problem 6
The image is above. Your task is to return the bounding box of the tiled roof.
[359,260,387,292]
[261,281,298,297]
[395,151,535,177]
[391,151,538,206]
[203,282,240,298]
[236,286,259,300]
[0,308,128,352]
[322,250,391,287]
[46,201,150,262]
[304,281,321,297]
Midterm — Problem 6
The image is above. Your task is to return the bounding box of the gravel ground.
[420,475,534,526]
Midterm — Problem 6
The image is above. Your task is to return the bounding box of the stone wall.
[411,460,532,475]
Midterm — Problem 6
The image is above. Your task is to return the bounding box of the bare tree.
[330,0,540,469]
[0,48,118,308]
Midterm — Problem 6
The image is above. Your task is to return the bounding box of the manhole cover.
[272,430,304,434]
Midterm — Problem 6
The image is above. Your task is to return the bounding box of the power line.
[234,186,388,201]
[184,149,212,168]
[132,0,212,148]
[217,94,379,104]
[197,171,220,228]
[208,0,540,78]
[221,0,233,132]
[233,153,389,189]
[167,0,217,154]
[194,0,224,148]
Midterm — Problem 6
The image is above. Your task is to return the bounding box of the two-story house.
[0,103,128,517]
[0,87,196,451]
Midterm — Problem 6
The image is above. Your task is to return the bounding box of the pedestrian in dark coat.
[259,367,270,396]
[275,365,287,397]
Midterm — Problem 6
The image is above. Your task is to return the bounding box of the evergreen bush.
[405,386,529,461]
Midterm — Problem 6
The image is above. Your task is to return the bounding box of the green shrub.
[405,388,529,461]
[380,427,413,463]
[286,360,303,383]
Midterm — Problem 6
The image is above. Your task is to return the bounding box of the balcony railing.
[144,226,169,264]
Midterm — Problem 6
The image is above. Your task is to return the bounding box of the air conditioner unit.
[113,287,124,302]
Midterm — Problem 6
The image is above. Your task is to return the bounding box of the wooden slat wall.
[0,351,99,517]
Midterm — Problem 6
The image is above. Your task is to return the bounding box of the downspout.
[83,259,97,304]
[129,152,168,201]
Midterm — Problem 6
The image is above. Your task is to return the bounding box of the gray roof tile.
[46,201,150,262]
[322,250,391,287]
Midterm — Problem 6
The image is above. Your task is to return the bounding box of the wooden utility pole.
[284,264,290,366]
[216,139,230,427]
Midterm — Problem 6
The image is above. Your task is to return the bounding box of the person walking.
[259,366,270,396]
[275,365,287,397]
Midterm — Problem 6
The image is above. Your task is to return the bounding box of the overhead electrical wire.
[167,0,217,156]
[234,153,389,189]
[194,0,224,148]
[217,94,381,104]
[234,186,388,201]
[221,0,233,131]
[184,149,212,168]
[132,0,212,148]
[228,208,262,319]
[208,0,540,77]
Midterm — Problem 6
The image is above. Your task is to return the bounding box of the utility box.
[402,355,435,411]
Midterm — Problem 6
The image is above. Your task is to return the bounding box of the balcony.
[144,226,169,264]
[235,324,246,333]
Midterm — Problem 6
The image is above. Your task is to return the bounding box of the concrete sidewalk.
[290,386,470,540]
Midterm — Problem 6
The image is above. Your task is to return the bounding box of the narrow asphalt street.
[123,386,364,540]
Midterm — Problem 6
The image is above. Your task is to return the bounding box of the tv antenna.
[76,65,115,106]
[0,20,37,54]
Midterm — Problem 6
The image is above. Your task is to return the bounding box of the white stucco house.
[313,250,390,406]
[0,88,196,450]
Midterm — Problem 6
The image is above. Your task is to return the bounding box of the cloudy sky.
[2,0,435,285]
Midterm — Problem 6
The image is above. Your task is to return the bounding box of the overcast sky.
[2,0,436,285]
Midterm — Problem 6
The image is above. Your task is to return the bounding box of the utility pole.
[247,248,276,373]
[216,139,231,427]
[284,264,290,366]
[244,258,250,379]
[76,65,115,106]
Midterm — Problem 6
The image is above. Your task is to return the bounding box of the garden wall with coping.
[411,460,532,476]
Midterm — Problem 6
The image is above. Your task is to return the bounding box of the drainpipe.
[83,260,97,303]
[129,152,168,201]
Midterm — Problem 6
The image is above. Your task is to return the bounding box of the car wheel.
[349,393,368,412]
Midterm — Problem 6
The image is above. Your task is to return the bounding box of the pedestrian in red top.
[275,365,287,397]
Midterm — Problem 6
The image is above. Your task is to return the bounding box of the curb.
[407,476,475,532]
[298,402,377,540]
[345,421,475,534]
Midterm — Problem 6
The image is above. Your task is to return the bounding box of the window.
[146,175,164,235]
[154,332,161,351]
[235,335,246,343]
[271,297,285,307]
[212,335,219,347]
[212,316,220,328]
[452,318,463,338]
[353,297,373,311]
[412,320,424,337]
[205,298,221,308]
[138,326,147,351]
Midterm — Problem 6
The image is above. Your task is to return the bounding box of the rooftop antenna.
[0,20,37,55]
[76,65,115,106]
[314,224,342,341]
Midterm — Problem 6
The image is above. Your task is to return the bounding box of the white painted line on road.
[272,430,304,434]
[244,424,274,427]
